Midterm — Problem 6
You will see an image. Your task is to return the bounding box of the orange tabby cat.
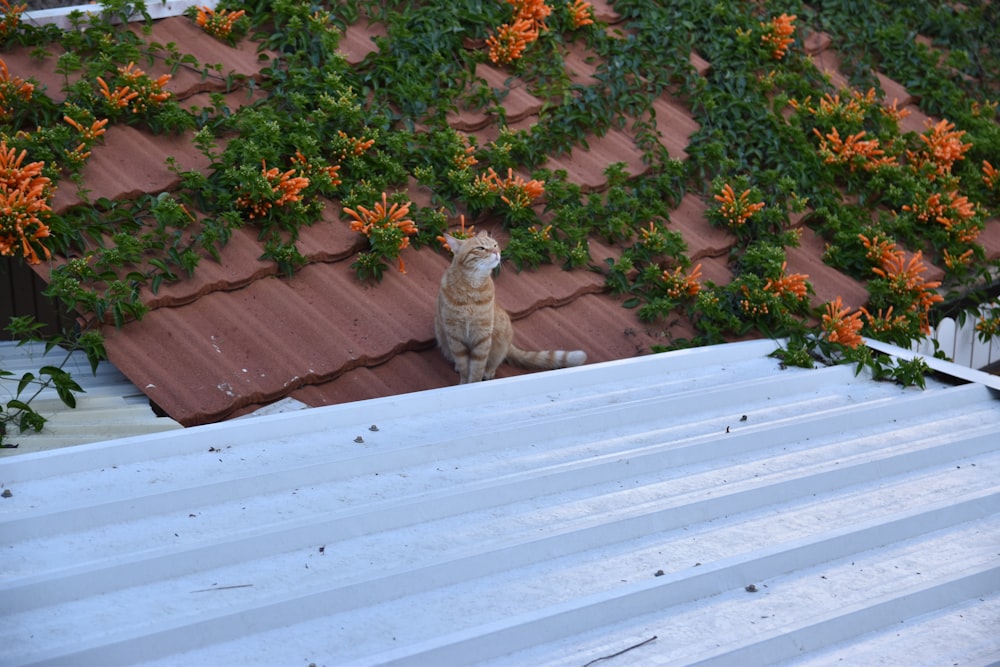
[435,231,586,383]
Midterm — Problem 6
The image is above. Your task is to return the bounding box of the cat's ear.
[443,234,465,254]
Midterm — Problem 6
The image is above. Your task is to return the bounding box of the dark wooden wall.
[1,258,76,339]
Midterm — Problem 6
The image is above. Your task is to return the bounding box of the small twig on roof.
[190,584,254,593]
[581,635,657,667]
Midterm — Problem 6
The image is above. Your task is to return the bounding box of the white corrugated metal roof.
[1,339,998,666]
[0,341,181,454]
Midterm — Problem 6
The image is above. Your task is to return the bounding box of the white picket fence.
[911,303,1000,370]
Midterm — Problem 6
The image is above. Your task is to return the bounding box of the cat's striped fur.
[435,231,586,384]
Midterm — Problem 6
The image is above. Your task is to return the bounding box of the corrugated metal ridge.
[1,340,998,666]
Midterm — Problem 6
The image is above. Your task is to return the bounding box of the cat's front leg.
[440,337,472,383]
[464,335,493,383]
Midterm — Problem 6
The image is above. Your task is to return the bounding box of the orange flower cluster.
[343,192,415,237]
[822,297,864,348]
[639,221,661,242]
[975,309,1000,340]
[740,286,770,318]
[0,141,53,264]
[870,247,943,334]
[290,150,341,188]
[909,119,971,178]
[64,115,108,142]
[662,263,702,299]
[343,192,418,273]
[477,166,545,209]
[528,223,553,241]
[789,88,874,125]
[97,62,171,114]
[858,232,897,267]
[0,0,26,41]
[336,130,375,159]
[760,13,796,60]
[858,305,908,336]
[62,114,109,165]
[763,262,809,300]
[713,183,765,227]
[983,160,999,190]
[437,214,476,250]
[813,127,894,172]
[510,0,552,25]
[486,0,551,65]
[880,98,911,125]
[942,248,973,270]
[0,57,31,121]
[568,0,594,29]
[97,75,138,109]
[195,5,246,40]
[902,189,976,232]
[453,139,478,170]
[236,160,310,219]
[487,18,538,65]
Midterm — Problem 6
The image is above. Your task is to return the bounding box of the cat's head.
[444,231,501,275]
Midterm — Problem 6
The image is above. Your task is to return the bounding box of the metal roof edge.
[0,339,781,481]
[864,336,1000,391]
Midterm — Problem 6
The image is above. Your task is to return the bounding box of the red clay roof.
[10,11,1000,425]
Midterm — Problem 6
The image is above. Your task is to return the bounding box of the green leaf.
[16,373,35,397]
[19,410,46,434]
[55,386,78,409]
[39,365,67,379]
[7,399,32,413]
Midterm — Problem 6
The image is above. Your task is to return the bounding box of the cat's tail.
[506,345,586,370]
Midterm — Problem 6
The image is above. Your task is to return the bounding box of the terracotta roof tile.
[689,51,711,77]
[786,227,869,310]
[649,94,700,160]
[670,193,737,261]
[129,17,272,92]
[898,104,933,135]
[137,225,280,309]
[104,253,448,424]
[268,290,688,413]
[562,40,600,87]
[875,71,915,107]
[810,48,851,91]
[11,7,995,427]
[544,126,648,191]
[2,44,72,101]
[587,0,621,24]
[979,218,1000,261]
[802,30,833,55]
[475,63,544,123]
[339,20,386,65]
[52,126,209,211]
